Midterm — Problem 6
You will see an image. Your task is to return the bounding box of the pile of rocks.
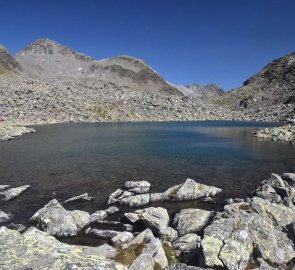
[254,124,295,143]
[1,173,295,269]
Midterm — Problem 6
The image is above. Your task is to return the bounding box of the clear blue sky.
[1,0,294,90]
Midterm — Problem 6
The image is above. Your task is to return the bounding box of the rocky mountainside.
[0,45,21,74]
[177,83,224,99]
[16,38,180,94]
[215,52,295,122]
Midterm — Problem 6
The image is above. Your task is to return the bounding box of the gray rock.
[0,185,10,191]
[0,226,127,270]
[108,189,123,205]
[30,199,90,236]
[159,226,178,242]
[86,228,120,239]
[106,206,120,215]
[119,194,150,207]
[63,192,94,204]
[126,207,169,233]
[123,229,168,269]
[163,178,222,201]
[124,180,151,189]
[90,210,108,222]
[7,223,27,233]
[173,208,212,236]
[111,232,134,246]
[172,233,201,253]
[128,187,150,194]
[117,191,134,200]
[95,243,118,259]
[201,197,295,269]
[282,173,295,184]
[0,185,31,201]
[0,210,11,224]
[124,212,141,223]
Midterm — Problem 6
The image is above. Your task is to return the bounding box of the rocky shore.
[0,121,35,141]
[1,173,295,269]
[254,124,295,143]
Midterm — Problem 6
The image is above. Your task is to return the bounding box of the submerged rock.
[0,210,11,224]
[30,199,90,236]
[0,185,31,201]
[63,192,94,204]
[173,208,212,236]
[0,226,127,270]
[201,197,295,269]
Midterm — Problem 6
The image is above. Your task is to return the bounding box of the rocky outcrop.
[173,209,212,236]
[30,199,90,236]
[254,124,295,143]
[0,185,31,201]
[0,226,127,270]
[177,83,224,100]
[201,196,295,269]
[0,45,21,74]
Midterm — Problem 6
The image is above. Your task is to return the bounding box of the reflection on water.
[0,121,294,226]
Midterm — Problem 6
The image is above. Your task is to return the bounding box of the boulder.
[128,187,150,194]
[0,226,127,270]
[172,233,201,254]
[119,194,150,207]
[90,210,108,223]
[106,206,120,215]
[122,229,168,269]
[0,210,11,224]
[125,207,169,233]
[0,185,31,201]
[108,189,123,205]
[0,185,10,191]
[111,232,134,246]
[63,193,94,204]
[86,228,120,239]
[159,227,178,242]
[201,197,295,269]
[117,191,134,200]
[30,199,90,236]
[124,181,151,189]
[282,172,295,184]
[173,208,212,236]
[7,223,27,233]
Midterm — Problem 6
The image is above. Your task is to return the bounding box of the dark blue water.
[0,121,294,226]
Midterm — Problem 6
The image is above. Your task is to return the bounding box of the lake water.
[0,121,295,228]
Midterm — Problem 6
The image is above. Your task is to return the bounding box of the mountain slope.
[0,45,21,74]
[177,83,224,99]
[215,51,295,121]
[16,39,180,95]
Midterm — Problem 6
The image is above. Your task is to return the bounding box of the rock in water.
[0,185,31,201]
[201,197,295,269]
[30,199,90,236]
[0,226,127,270]
[163,178,222,201]
[63,193,94,203]
[173,208,212,236]
[125,180,151,189]
[0,185,10,191]
[0,210,11,224]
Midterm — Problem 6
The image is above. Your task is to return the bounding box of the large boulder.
[0,185,31,201]
[173,208,212,236]
[124,207,169,233]
[201,197,295,269]
[30,199,90,236]
[0,226,127,270]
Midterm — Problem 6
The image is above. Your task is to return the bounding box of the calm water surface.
[0,121,294,227]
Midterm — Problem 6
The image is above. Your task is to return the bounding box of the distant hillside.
[215,52,295,121]
[0,45,21,74]
[178,83,224,99]
[16,38,180,95]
